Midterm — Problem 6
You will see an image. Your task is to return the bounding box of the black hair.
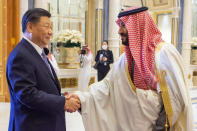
[103,40,108,45]
[22,8,51,33]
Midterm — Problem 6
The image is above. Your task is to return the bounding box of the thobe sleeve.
[83,53,93,65]
[76,68,117,131]
[87,53,93,62]
[155,43,194,131]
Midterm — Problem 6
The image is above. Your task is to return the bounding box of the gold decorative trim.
[125,63,136,93]
[156,42,166,53]
[153,10,172,23]
[120,44,125,54]
[0,95,5,102]
[58,63,80,69]
[172,18,175,44]
[59,78,78,88]
[99,9,102,50]
[171,18,178,46]
[156,42,173,128]
[147,0,172,10]
[85,0,89,46]
[59,76,95,88]
[157,69,173,127]
[95,9,103,51]
[0,74,3,94]
[188,74,191,79]
[89,77,95,85]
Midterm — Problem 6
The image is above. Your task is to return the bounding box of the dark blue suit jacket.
[6,38,66,131]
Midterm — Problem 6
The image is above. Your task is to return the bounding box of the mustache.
[119,33,128,37]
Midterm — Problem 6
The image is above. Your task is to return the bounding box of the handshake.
[64,93,81,113]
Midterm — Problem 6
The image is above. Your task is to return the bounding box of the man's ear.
[26,22,33,33]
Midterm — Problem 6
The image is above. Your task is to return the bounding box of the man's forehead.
[39,21,52,26]
[39,16,51,22]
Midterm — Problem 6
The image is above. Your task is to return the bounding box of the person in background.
[78,45,93,91]
[6,8,80,131]
[94,40,114,81]
[43,46,59,75]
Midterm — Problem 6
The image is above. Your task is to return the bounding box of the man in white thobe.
[70,7,194,131]
[78,46,93,91]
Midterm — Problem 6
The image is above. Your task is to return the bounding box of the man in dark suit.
[6,8,80,131]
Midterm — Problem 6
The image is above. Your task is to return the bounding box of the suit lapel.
[22,39,60,92]
[48,60,61,94]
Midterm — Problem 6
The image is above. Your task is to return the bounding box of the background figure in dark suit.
[6,8,80,131]
[95,40,114,81]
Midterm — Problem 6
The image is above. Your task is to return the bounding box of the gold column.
[95,9,103,51]
[0,0,20,102]
[0,0,7,102]
[86,0,96,56]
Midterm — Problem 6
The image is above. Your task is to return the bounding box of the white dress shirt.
[23,36,43,57]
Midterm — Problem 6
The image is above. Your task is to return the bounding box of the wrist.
[65,97,69,105]
[65,99,70,109]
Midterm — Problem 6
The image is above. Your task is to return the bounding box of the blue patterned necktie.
[41,51,54,78]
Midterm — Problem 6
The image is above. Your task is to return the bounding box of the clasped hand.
[64,94,81,113]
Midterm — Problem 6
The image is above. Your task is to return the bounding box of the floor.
[1,87,197,131]
[0,103,10,131]
[0,102,85,131]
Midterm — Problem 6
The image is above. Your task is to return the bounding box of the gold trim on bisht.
[125,63,136,93]
[156,42,173,128]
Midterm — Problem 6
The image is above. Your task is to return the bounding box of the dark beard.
[122,37,129,46]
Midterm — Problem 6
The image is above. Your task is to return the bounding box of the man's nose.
[118,30,121,34]
[49,29,53,36]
